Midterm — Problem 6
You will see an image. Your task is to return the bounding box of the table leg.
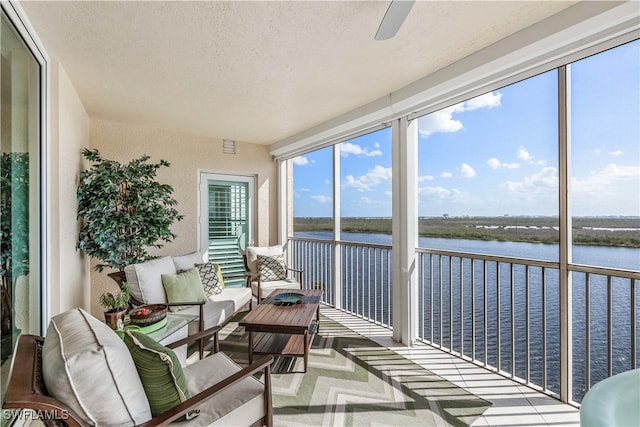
[303,330,309,373]
[248,331,254,365]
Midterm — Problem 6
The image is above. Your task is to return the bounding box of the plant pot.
[104,308,127,330]
[108,271,126,289]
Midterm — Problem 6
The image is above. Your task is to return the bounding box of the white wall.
[88,119,278,317]
[48,61,90,317]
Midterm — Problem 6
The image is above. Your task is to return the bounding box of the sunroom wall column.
[333,144,342,309]
[392,117,418,345]
[558,65,573,403]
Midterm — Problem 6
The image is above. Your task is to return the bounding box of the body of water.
[293,231,640,402]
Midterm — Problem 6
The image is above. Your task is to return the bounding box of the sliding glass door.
[1,4,43,406]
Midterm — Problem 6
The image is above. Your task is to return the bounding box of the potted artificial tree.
[76,148,183,320]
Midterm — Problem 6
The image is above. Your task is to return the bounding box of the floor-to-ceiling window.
[285,37,639,405]
[569,40,640,401]
[339,128,392,241]
[416,73,561,391]
[1,4,43,410]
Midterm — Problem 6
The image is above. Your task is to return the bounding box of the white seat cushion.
[182,352,265,426]
[42,308,152,426]
[251,279,300,299]
[179,287,252,334]
[125,256,177,304]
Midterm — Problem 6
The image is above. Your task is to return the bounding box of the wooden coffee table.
[240,288,323,372]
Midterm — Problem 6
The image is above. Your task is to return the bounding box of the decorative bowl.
[273,292,305,306]
[129,304,168,326]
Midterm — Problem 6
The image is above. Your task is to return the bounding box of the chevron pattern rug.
[218,313,491,426]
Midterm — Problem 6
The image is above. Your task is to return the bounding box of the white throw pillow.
[172,250,206,272]
[125,256,176,304]
[42,308,152,426]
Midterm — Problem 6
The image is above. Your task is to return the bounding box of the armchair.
[3,308,273,426]
[243,245,303,303]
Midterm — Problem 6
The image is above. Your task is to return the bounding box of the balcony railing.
[288,236,640,404]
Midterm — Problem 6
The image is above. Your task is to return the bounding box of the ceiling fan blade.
[375,0,415,41]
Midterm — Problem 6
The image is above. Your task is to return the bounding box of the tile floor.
[321,306,581,427]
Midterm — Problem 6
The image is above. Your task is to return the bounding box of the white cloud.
[459,163,476,178]
[418,91,502,137]
[293,156,310,166]
[517,146,532,162]
[340,142,383,157]
[464,92,502,111]
[343,165,392,191]
[324,179,330,185]
[610,150,623,157]
[572,164,640,215]
[440,171,453,178]
[572,164,639,194]
[503,167,558,202]
[418,175,434,182]
[419,186,466,200]
[487,158,520,170]
[311,195,332,204]
[359,197,372,204]
[418,106,464,137]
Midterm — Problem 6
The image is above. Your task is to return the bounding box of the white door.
[199,173,255,287]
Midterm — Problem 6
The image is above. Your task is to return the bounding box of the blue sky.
[293,40,639,218]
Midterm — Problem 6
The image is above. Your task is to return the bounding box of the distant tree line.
[293,216,640,248]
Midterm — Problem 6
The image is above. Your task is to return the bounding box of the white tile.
[319,306,580,427]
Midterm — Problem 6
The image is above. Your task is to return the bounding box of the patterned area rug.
[218,312,491,427]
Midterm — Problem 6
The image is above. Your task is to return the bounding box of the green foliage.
[1,153,31,337]
[0,153,30,279]
[99,283,130,312]
[77,148,184,271]
[293,217,640,248]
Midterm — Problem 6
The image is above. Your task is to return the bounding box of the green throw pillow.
[123,330,199,420]
[257,254,287,281]
[196,262,225,297]
[162,267,206,312]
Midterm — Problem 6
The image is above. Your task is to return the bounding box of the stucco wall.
[47,61,90,319]
[88,119,278,317]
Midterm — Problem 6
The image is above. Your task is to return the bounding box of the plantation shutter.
[206,180,249,287]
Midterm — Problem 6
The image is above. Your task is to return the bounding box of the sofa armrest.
[137,355,274,427]
[164,325,221,350]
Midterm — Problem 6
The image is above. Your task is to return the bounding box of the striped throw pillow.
[124,330,199,420]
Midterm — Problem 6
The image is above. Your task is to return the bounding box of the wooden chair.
[3,330,273,426]
[243,245,303,303]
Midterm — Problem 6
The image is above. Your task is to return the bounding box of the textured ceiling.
[21,1,578,145]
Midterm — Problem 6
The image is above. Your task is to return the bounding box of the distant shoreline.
[294,217,640,248]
